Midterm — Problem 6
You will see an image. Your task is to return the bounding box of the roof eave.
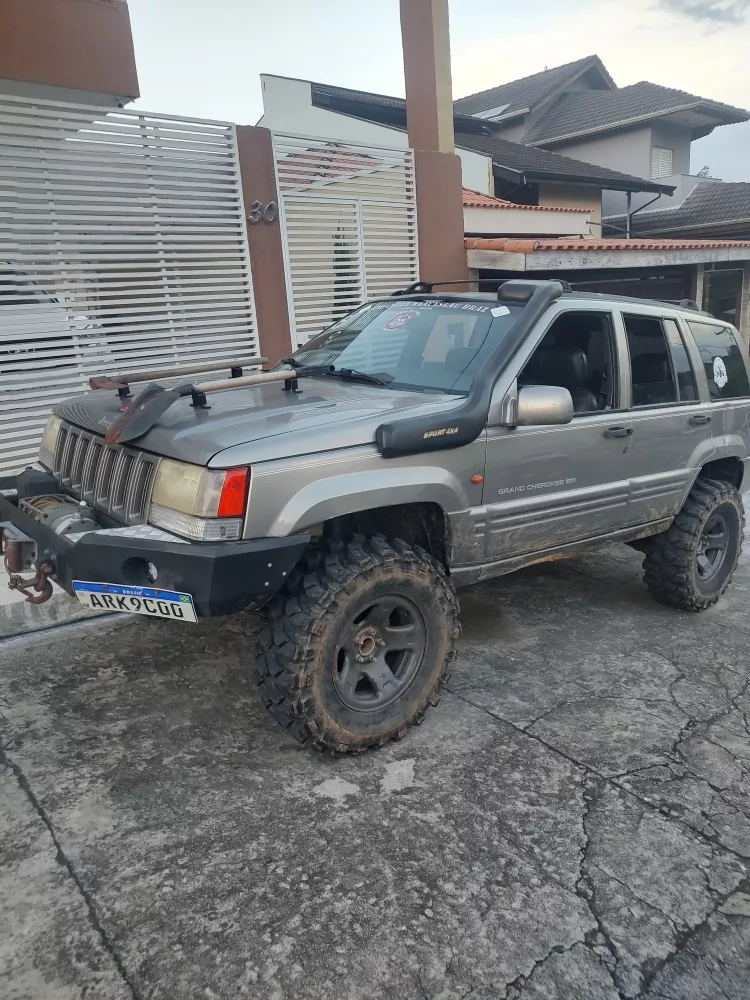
[528,100,749,148]
[506,167,674,194]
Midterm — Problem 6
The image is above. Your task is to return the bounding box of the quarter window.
[687,321,750,400]
[624,314,678,406]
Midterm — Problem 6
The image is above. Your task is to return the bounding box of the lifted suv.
[2,280,749,752]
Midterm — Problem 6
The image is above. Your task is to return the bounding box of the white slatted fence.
[0,95,258,475]
[272,133,418,347]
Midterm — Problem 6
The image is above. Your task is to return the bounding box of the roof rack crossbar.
[89,356,268,391]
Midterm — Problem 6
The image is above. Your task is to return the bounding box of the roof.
[465,236,750,252]
[604,182,750,237]
[309,75,672,195]
[454,131,673,194]
[310,80,483,132]
[453,56,614,118]
[462,188,590,212]
[525,81,749,145]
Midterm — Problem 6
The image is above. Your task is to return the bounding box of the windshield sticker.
[396,299,491,313]
[491,305,511,317]
[385,310,417,330]
[713,355,729,389]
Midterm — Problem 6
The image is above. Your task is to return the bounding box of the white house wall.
[260,74,494,196]
[463,205,591,236]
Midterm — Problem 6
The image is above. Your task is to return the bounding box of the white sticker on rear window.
[713,355,729,389]
[491,305,511,317]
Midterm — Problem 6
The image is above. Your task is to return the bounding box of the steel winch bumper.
[1,475,309,617]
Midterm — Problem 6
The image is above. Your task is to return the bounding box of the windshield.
[290,299,523,394]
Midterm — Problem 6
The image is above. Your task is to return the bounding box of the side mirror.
[516,385,573,426]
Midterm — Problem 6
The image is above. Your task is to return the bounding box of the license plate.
[72,581,197,622]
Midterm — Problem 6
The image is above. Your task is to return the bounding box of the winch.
[20,494,99,536]
[1,495,99,605]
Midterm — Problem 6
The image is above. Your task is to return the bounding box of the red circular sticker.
[385,310,417,330]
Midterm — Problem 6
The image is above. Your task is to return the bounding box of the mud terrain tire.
[253,535,460,752]
[643,478,744,612]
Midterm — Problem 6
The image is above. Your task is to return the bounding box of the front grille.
[53,423,158,525]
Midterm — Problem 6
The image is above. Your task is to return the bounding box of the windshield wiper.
[278,359,391,388]
[328,367,392,388]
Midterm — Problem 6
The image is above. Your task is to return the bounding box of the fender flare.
[267,467,466,537]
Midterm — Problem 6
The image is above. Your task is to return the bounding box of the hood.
[55,378,462,466]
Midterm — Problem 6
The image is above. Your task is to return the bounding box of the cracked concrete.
[1,536,750,999]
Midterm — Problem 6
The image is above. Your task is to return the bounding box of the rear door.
[621,308,715,527]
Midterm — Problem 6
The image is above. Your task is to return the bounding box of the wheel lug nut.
[377,639,385,647]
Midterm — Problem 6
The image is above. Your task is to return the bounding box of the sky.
[125,0,750,182]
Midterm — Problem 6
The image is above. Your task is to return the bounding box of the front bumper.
[0,489,309,618]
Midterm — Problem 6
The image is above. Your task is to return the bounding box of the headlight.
[39,414,62,469]
[148,459,248,541]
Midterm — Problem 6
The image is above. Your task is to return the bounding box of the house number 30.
[249,200,278,225]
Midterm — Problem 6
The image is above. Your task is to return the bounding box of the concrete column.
[400,0,454,154]
[236,126,293,367]
[694,263,705,309]
[399,0,468,285]
[739,263,750,353]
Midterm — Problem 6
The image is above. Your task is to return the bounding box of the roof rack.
[392,278,572,298]
[89,356,268,396]
[657,298,702,312]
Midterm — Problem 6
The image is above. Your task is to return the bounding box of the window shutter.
[651,147,673,179]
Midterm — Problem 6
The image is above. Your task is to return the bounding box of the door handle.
[604,426,633,439]
[689,414,711,426]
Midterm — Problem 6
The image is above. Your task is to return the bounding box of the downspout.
[628,192,665,234]
[626,192,632,239]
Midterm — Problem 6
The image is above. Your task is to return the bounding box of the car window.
[291,299,523,394]
[518,310,617,415]
[687,320,750,401]
[663,318,698,402]
[624,314,678,406]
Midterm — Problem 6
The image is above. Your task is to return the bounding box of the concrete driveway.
[1,538,749,1000]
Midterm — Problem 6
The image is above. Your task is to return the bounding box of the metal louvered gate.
[272,132,419,347]
[0,95,258,475]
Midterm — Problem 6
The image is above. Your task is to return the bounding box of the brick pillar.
[400,0,468,285]
[236,126,293,366]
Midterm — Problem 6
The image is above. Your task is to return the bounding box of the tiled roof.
[454,131,673,194]
[462,188,590,212]
[453,56,611,118]
[465,237,750,252]
[604,182,750,236]
[525,82,749,145]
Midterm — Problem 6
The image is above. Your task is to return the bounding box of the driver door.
[482,308,632,563]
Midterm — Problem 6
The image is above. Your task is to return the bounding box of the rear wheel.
[253,535,460,752]
[643,479,744,611]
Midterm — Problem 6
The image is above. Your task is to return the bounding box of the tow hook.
[7,561,55,605]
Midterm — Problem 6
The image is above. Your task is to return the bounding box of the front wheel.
[643,479,744,611]
[253,535,460,752]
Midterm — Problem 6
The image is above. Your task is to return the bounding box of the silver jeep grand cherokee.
[2,279,748,753]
